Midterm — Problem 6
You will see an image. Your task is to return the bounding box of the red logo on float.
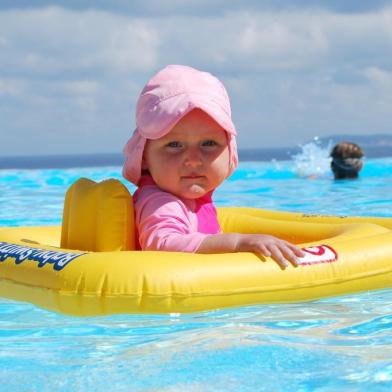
[298,245,338,266]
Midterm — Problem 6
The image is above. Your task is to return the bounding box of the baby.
[123,65,304,269]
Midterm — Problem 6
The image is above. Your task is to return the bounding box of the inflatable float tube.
[1,178,392,316]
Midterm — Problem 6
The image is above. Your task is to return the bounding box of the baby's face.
[142,109,230,199]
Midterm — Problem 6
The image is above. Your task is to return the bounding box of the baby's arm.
[135,186,304,268]
[197,233,305,269]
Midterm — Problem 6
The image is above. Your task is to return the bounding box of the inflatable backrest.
[61,178,135,251]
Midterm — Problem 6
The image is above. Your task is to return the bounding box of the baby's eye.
[201,140,218,147]
[166,141,182,148]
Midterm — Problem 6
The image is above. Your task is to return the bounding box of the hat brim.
[138,92,237,140]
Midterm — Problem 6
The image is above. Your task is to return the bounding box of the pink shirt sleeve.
[134,185,209,252]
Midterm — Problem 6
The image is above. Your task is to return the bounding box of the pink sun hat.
[123,64,238,185]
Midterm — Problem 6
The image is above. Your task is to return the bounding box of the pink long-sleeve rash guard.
[134,176,221,252]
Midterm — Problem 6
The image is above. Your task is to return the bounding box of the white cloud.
[363,67,392,86]
[2,6,392,75]
[151,12,330,72]
[144,7,392,76]
[0,7,159,76]
[1,4,392,155]
[0,79,24,96]
[60,81,99,96]
[236,13,329,69]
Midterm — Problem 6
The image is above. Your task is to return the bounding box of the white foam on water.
[292,137,333,178]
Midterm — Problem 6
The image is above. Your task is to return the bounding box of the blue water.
[1,153,392,391]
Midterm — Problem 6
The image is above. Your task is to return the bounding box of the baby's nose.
[184,148,202,167]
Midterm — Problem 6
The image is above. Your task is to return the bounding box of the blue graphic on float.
[0,242,83,271]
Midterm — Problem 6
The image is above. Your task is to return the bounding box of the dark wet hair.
[330,142,364,179]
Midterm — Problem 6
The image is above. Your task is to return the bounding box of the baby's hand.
[235,234,305,269]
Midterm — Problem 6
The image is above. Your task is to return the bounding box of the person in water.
[330,142,364,179]
[122,64,304,269]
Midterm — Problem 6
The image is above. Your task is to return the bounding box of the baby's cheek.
[215,155,231,176]
[165,154,182,166]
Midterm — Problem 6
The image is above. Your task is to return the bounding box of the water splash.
[292,137,332,178]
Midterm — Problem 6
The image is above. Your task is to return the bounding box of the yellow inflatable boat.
[1,178,392,316]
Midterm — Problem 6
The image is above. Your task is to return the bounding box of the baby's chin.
[179,184,209,199]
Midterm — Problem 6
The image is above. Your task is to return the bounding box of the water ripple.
[1,160,392,391]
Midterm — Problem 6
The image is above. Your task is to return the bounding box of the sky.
[1,0,392,157]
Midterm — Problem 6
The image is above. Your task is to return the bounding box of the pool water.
[1,154,392,391]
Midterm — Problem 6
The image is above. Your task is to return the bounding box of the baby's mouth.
[181,174,205,179]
